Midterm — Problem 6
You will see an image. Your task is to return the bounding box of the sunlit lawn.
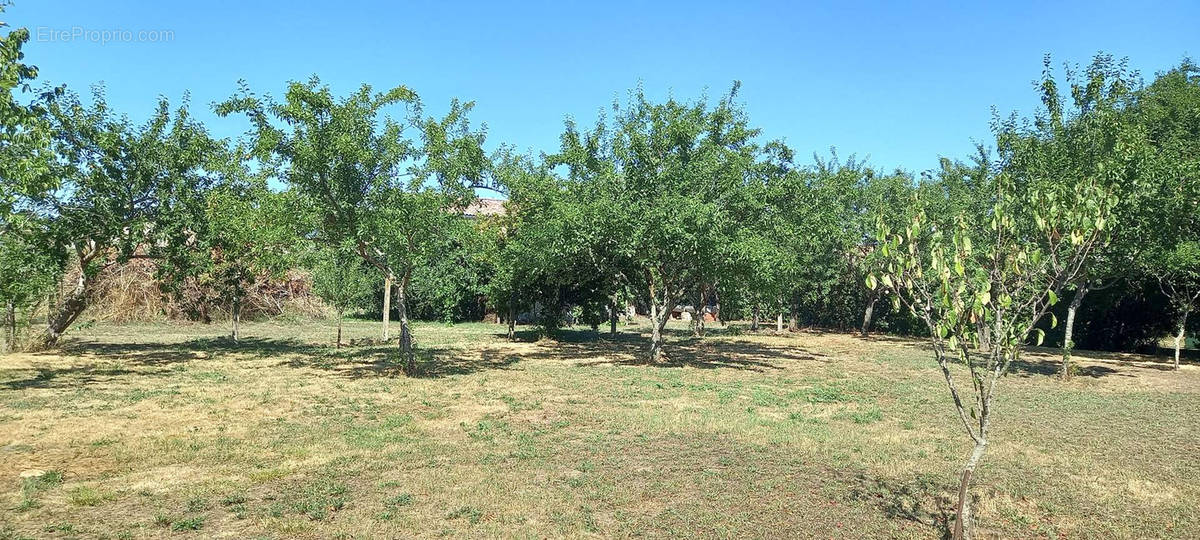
[1,318,1197,539]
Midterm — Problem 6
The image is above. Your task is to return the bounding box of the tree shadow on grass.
[2,364,148,390]
[279,345,522,379]
[47,336,324,362]
[508,328,830,372]
[844,470,954,539]
[4,337,328,390]
[1005,346,1192,379]
[1006,358,1125,379]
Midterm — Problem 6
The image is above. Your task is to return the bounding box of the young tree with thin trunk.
[313,244,374,349]
[871,169,1117,539]
[218,78,492,373]
[194,184,293,342]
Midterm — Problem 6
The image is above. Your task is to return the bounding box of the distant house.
[462,198,506,219]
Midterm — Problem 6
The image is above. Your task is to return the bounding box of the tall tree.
[217,78,492,372]
[27,88,218,347]
[1135,59,1200,369]
[0,214,58,352]
[552,84,761,361]
[0,3,60,351]
[999,55,1156,378]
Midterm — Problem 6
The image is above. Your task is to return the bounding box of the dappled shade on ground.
[1,319,1198,538]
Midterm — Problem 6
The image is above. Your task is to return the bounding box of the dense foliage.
[2,7,1198,537]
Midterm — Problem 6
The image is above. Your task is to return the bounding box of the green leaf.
[1048,290,1059,306]
[1035,328,1045,346]
[865,274,877,291]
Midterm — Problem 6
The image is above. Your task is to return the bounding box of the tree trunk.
[861,291,879,337]
[1174,309,1189,371]
[609,296,618,335]
[231,297,241,342]
[693,288,707,337]
[952,441,989,540]
[507,300,516,341]
[649,302,671,362]
[776,312,783,333]
[751,305,759,332]
[382,275,392,341]
[41,273,92,348]
[336,317,343,349]
[1060,284,1089,380]
[3,300,14,354]
[712,284,724,327]
[398,274,414,373]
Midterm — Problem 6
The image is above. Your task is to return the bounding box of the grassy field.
[1,318,1197,539]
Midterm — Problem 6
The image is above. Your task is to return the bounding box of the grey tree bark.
[41,272,93,348]
[231,296,241,342]
[649,302,670,362]
[507,300,516,341]
[861,290,879,337]
[398,272,414,373]
[776,312,783,332]
[953,441,989,540]
[609,296,618,335]
[750,305,759,332]
[3,300,14,354]
[382,275,392,341]
[1174,308,1190,371]
[1060,283,1090,379]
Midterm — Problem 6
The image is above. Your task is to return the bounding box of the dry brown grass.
[1,319,1198,539]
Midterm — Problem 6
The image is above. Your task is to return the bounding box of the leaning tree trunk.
[1060,284,1089,380]
[3,300,15,354]
[1174,308,1190,371]
[398,274,415,373]
[953,440,989,540]
[382,275,392,341]
[41,273,93,348]
[861,290,880,337]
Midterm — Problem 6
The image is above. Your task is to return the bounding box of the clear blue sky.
[7,0,1198,176]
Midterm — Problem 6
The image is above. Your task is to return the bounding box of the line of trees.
[2,11,1198,535]
[0,15,1196,370]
